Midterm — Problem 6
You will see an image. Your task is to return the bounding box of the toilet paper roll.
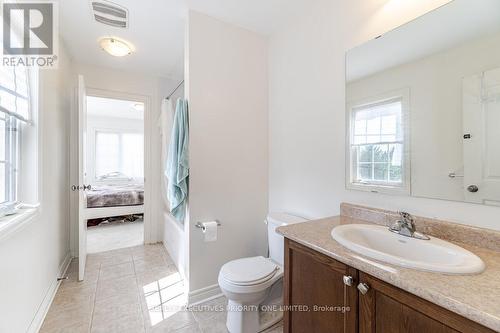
[202,221,218,242]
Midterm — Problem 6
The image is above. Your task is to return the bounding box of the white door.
[78,75,88,280]
[463,68,500,206]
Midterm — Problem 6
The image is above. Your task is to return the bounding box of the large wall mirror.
[345,0,500,206]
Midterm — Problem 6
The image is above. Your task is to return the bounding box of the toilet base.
[226,300,283,333]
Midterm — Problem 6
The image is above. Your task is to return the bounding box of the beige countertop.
[277,215,500,332]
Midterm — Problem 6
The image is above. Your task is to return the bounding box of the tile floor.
[40,244,283,333]
[87,219,144,253]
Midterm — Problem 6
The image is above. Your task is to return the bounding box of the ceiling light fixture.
[99,37,134,57]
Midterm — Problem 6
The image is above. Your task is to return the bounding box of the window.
[348,91,410,194]
[95,130,144,180]
[0,113,19,204]
[0,66,31,207]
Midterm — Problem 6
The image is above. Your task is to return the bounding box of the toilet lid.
[220,256,279,286]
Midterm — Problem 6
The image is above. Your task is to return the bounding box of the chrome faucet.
[389,211,430,240]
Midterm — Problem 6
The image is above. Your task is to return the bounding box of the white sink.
[331,224,485,274]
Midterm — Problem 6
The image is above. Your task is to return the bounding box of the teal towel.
[166,99,189,222]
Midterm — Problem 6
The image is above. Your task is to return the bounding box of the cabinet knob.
[357,282,370,295]
[343,275,354,287]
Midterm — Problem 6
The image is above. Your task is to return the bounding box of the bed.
[85,184,144,220]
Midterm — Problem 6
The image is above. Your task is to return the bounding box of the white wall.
[186,11,269,293]
[268,0,500,231]
[347,31,500,202]
[0,40,73,333]
[69,64,180,252]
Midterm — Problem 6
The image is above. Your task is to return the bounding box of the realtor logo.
[2,1,58,67]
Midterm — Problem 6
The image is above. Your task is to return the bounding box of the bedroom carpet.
[39,244,284,333]
[87,219,144,253]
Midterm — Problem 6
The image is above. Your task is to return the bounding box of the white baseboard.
[27,252,72,333]
[188,284,223,306]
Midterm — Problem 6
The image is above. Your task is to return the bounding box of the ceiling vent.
[91,1,128,29]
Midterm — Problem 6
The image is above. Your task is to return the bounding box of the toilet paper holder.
[195,221,221,231]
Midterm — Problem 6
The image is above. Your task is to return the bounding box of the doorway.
[84,94,146,253]
[74,77,152,280]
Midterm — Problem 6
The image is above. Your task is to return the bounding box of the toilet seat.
[221,256,279,286]
[219,256,283,294]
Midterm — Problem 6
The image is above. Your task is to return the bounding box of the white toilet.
[218,213,307,333]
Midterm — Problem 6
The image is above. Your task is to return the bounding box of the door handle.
[467,185,479,193]
[71,185,92,191]
[357,282,370,295]
[343,275,354,287]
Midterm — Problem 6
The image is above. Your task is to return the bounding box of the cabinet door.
[358,272,495,333]
[283,239,358,333]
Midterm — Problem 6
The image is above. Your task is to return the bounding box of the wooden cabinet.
[357,272,495,333]
[283,239,495,333]
[283,239,358,333]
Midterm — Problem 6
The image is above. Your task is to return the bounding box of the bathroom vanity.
[283,239,494,333]
[279,5,500,330]
[277,204,500,333]
[307,1,500,331]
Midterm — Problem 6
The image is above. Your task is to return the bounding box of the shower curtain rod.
[166,80,184,100]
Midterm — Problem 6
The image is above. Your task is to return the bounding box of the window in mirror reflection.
[348,91,409,195]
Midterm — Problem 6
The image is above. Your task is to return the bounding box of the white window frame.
[346,88,411,195]
[92,127,144,183]
[0,113,20,205]
[0,67,40,241]
[0,66,29,207]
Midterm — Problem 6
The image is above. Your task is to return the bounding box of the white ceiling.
[347,0,500,82]
[185,0,309,35]
[87,96,144,120]
[60,0,308,80]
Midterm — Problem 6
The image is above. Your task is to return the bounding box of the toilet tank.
[266,213,307,266]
